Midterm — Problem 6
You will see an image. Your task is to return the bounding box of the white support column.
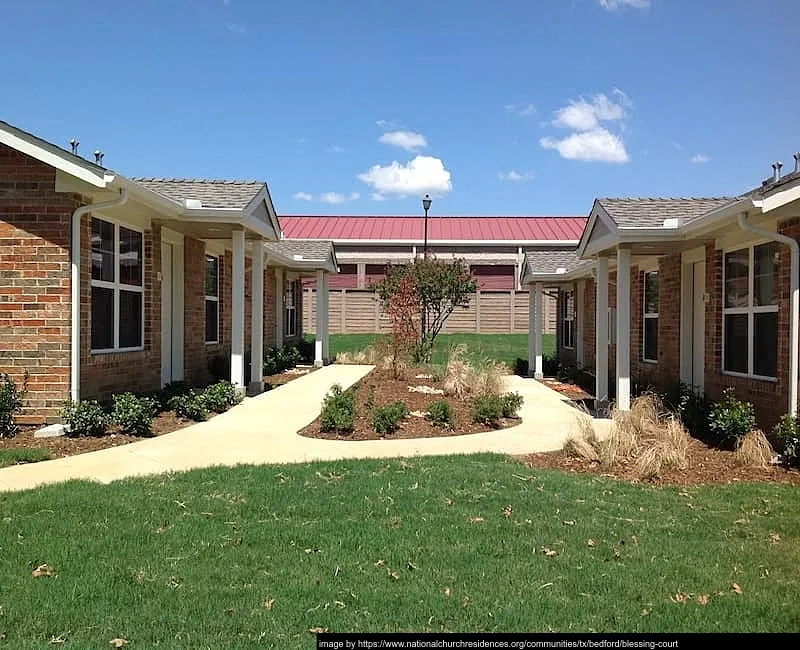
[321,272,330,362]
[275,267,284,348]
[595,258,609,404]
[576,279,585,368]
[249,241,264,393]
[616,248,632,411]
[315,269,327,367]
[230,230,246,390]
[527,287,535,376]
[533,282,544,379]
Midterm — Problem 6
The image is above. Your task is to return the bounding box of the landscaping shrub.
[158,381,193,411]
[169,392,208,422]
[201,381,243,413]
[542,353,559,377]
[320,384,356,434]
[61,400,108,437]
[296,337,315,363]
[500,392,523,418]
[426,399,454,429]
[264,345,302,376]
[707,388,756,447]
[443,344,472,399]
[112,393,158,436]
[733,429,774,469]
[208,354,230,383]
[472,394,505,426]
[372,400,409,435]
[774,414,800,467]
[472,361,506,397]
[365,385,376,412]
[0,371,27,439]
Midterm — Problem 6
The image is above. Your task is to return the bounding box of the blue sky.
[2,0,798,216]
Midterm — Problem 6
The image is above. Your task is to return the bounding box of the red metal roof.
[280,215,586,242]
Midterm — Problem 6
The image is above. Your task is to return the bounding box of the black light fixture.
[422,194,432,258]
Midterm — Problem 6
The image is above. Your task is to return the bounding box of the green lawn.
[322,333,555,368]
[1,455,798,646]
[0,448,52,469]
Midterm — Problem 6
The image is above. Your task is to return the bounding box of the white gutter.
[70,189,129,402]
[737,210,799,417]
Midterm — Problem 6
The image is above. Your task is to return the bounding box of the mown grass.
[0,448,52,468]
[322,333,555,368]
[1,455,798,647]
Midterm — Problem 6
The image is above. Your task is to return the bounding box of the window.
[285,279,298,337]
[723,242,779,378]
[643,271,659,362]
[205,255,219,344]
[91,218,144,352]
[560,290,575,349]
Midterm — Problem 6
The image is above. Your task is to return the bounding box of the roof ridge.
[132,177,263,185]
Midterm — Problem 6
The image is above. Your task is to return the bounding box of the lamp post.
[422,194,432,258]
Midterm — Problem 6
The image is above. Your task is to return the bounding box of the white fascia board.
[243,186,283,240]
[758,182,800,213]
[0,125,109,188]
[521,262,594,285]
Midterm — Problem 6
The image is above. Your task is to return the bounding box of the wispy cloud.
[505,103,537,117]
[358,156,453,197]
[371,193,386,202]
[497,170,535,182]
[378,130,428,152]
[540,89,631,163]
[349,192,360,200]
[225,22,246,34]
[295,191,360,204]
[376,119,398,129]
[671,141,683,151]
[327,145,346,153]
[320,192,347,204]
[293,192,313,201]
[598,0,650,10]
[690,153,710,164]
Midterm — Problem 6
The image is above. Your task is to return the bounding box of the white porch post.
[230,230,246,389]
[249,241,264,393]
[315,269,327,367]
[533,282,544,378]
[275,267,284,348]
[527,286,535,376]
[595,258,609,404]
[616,247,632,411]
[321,272,330,363]
[576,279,585,368]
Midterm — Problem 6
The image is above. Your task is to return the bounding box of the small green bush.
[774,414,800,467]
[264,345,303,376]
[297,338,315,363]
[0,371,27,439]
[472,394,504,426]
[112,393,158,436]
[426,399,454,429]
[61,400,108,437]
[320,384,356,434]
[372,400,408,435]
[365,385,376,412]
[708,388,756,446]
[501,392,523,418]
[674,383,712,440]
[158,381,193,411]
[201,381,243,413]
[169,392,208,422]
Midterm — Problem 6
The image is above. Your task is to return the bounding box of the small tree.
[383,273,420,378]
[375,258,476,363]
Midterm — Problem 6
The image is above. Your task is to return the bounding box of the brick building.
[0,120,337,425]
[523,166,800,429]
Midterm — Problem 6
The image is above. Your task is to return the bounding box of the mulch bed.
[264,365,316,387]
[523,437,800,487]
[300,367,517,441]
[540,378,593,401]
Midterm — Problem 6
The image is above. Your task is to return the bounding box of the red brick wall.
[0,144,80,424]
[582,277,596,370]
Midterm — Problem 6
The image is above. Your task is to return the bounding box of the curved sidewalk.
[0,365,604,493]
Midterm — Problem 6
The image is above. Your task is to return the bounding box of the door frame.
[680,247,706,390]
[160,228,185,384]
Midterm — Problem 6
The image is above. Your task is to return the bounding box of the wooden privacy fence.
[303,288,557,335]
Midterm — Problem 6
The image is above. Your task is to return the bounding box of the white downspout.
[70,189,129,402]
[737,211,799,416]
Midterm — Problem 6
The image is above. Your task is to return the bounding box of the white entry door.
[160,237,184,386]
[691,260,705,391]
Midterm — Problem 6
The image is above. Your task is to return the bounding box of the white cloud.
[552,92,629,131]
[327,145,346,153]
[540,130,629,163]
[376,119,398,129]
[598,0,650,10]
[225,22,246,34]
[498,170,535,182]
[505,103,537,117]
[358,156,453,197]
[293,192,313,201]
[349,192,361,200]
[320,192,347,204]
[371,193,386,201]
[690,153,710,164]
[378,130,428,152]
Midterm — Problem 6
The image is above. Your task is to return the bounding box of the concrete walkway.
[0,365,605,493]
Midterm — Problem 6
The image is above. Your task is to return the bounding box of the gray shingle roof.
[597,197,734,228]
[522,249,585,279]
[263,239,334,263]
[132,178,264,209]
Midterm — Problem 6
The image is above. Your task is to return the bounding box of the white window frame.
[721,240,779,381]
[284,278,298,337]
[642,270,659,364]
[90,216,145,354]
[561,289,575,350]
[204,255,220,345]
